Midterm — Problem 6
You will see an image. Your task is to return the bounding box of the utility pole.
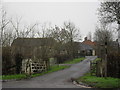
[118,24,120,53]
[105,36,107,77]
[117,23,120,78]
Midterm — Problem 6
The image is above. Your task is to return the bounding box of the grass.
[78,58,120,88]
[1,65,69,80]
[92,58,101,63]
[31,65,69,77]
[1,74,27,80]
[90,58,101,74]
[78,73,120,88]
[63,57,85,64]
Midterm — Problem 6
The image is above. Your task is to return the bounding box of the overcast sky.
[3,2,100,41]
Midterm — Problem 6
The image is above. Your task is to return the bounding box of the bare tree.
[0,9,10,46]
[48,22,81,60]
[63,21,81,42]
[99,1,120,24]
[25,23,38,38]
[0,9,17,74]
[49,25,69,44]
[10,16,38,38]
[10,17,22,37]
[94,24,113,57]
[99,1,120,45]
[63,21,81,59]
[48,25,68,61]
[2,30,13,46]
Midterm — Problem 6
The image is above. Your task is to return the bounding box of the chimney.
[84,37,87,41]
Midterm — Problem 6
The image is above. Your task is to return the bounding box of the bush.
[107,53,120,78]
[2,47,15,75]
[55,54,70,64]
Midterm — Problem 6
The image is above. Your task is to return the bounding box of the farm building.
[11,37,56,74]
[81,37,96,56]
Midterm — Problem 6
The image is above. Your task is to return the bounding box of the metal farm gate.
[22,59,47,74]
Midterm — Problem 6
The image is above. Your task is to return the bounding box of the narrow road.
[2,56,97,88]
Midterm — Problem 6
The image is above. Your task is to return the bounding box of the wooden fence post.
[90,61,93,76]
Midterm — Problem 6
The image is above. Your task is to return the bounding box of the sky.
[2,1,101,41]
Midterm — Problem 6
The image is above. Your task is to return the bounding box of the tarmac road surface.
[2,56,97,88]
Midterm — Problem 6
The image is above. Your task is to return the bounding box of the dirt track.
[2,56,97,88]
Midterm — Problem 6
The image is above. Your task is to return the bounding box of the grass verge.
[78,73,120,88]
[92,58,101,63]
[1,65,69,80]
[63,57,85,64]
[78,58,120,88]
[1,74,27,80]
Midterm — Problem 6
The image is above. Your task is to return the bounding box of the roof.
[73,42,93,50]
[11,37,56,47]
[82,40,96,46]
[80,43,93,50]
